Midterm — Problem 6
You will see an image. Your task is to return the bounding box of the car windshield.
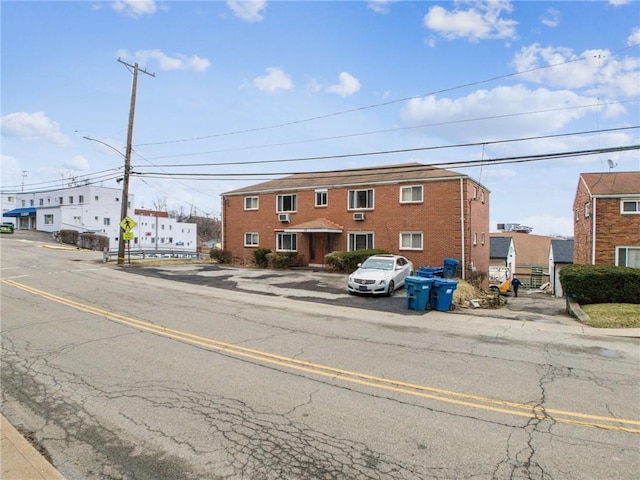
[362,258,394,271]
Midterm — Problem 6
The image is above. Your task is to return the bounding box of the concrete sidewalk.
[1,415,65,480]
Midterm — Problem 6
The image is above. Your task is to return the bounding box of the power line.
[135,44,640,148]
[132,144,640,180]
[132,125,639,169]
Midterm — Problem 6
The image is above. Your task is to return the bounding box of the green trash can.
[405,276,434,311]
[430,279,458,312]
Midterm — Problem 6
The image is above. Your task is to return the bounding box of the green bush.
[266,252,299,269]
[324,249,391,273]
[210,248,232,264]
[560,264,640,304]
[253,248,271,268]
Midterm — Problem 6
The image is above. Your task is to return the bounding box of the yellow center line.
[3,278,639,433]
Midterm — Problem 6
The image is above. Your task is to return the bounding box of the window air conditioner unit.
[353,212,365,221]
[278,213,290,222]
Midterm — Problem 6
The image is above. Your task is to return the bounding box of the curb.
[1,415,65,480]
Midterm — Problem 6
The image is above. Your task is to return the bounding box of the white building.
[2,185,197,253]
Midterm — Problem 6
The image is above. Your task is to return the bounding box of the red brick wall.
[594,198,640,265]
[573,178,640,265]
[222,177,489,278]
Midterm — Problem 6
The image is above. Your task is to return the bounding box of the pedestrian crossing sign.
[120,216,137,232]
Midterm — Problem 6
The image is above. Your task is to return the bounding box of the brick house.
[491,232,560,288]
[221,163,490,280]
[573,171,640,267]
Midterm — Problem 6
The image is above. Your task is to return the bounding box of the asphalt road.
[1,232,639,479]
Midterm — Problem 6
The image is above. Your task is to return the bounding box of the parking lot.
[123,263,576,323]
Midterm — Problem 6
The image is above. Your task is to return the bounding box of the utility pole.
[116,58,155,264]
[21,171,28,192]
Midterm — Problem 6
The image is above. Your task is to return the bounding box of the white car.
[347,254,414,296]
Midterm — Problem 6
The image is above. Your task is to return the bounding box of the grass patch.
[580,303,640,328]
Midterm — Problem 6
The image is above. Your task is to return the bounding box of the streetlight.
[84,135,131,264]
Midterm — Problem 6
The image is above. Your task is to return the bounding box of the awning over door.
[2,207,36,217]
[284,218,343,234]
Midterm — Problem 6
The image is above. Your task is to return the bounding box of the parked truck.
[489,266,511,294]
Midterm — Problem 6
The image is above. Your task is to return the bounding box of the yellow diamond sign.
[120,216,137,232]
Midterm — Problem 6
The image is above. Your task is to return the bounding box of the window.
[276,232,297,251]
[244,196,259,210]
[400,185,423,203]
[79,195,84,203]
[348,232,374,251]
[58,197,63,204]
[161,224,165,230]
[277,194,297,212]
[480,190,485,203]
[73,216,81,225]
[244,232,259,246]
[315,189,328,207]
[400,232,423,250]
[94,216,98,221]
[473,186,478,199]
[39,199,44,206]
[44,214,54,225]
[473,232,478,246]
[575,208,579,221]
[69,196,74,204]
[348,189,374,210]
[584,203,591,218]
[95,196,99,201]
[21,200,25,207]
[103,218,110,226]
[481,232,486,245]
[621,200,640,214]
[7,196,14,202]
[617,247,640,268]
[29,199,34,206]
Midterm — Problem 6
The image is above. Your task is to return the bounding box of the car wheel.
[387,280,395,296]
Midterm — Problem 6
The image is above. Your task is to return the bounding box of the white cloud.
[117,49,210,72]
[0,112,69,145]
[367,0,396,14]
[401,85,601,142]
[540,8,560,28]
[609,0,630,6]
[512,44,640,97]
[227,0,267,22]
[253,67,293,92]
[628,27,640,46]
[111,0,157,17]
[64,155,91,171]
[326,72,361,97]
[424,1,517,42]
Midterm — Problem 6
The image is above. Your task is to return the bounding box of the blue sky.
[2,0,639,236]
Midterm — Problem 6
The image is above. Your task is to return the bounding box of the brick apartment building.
[221,163,490,280]
[573,171,640,267]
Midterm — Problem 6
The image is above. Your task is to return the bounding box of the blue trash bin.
[442,258,459,278]
[416,266,444,278]
[430,279,458,312]
[405,276,434,311]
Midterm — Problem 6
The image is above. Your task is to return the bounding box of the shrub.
[59,229,79,245]
[324,249,391,273]
[266,252,298,269]
[210,248,232,264]
[78,233,109,251]
[560,264,640,304]
[253,248,271,268]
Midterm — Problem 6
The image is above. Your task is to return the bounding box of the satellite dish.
[607,159,618,171]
